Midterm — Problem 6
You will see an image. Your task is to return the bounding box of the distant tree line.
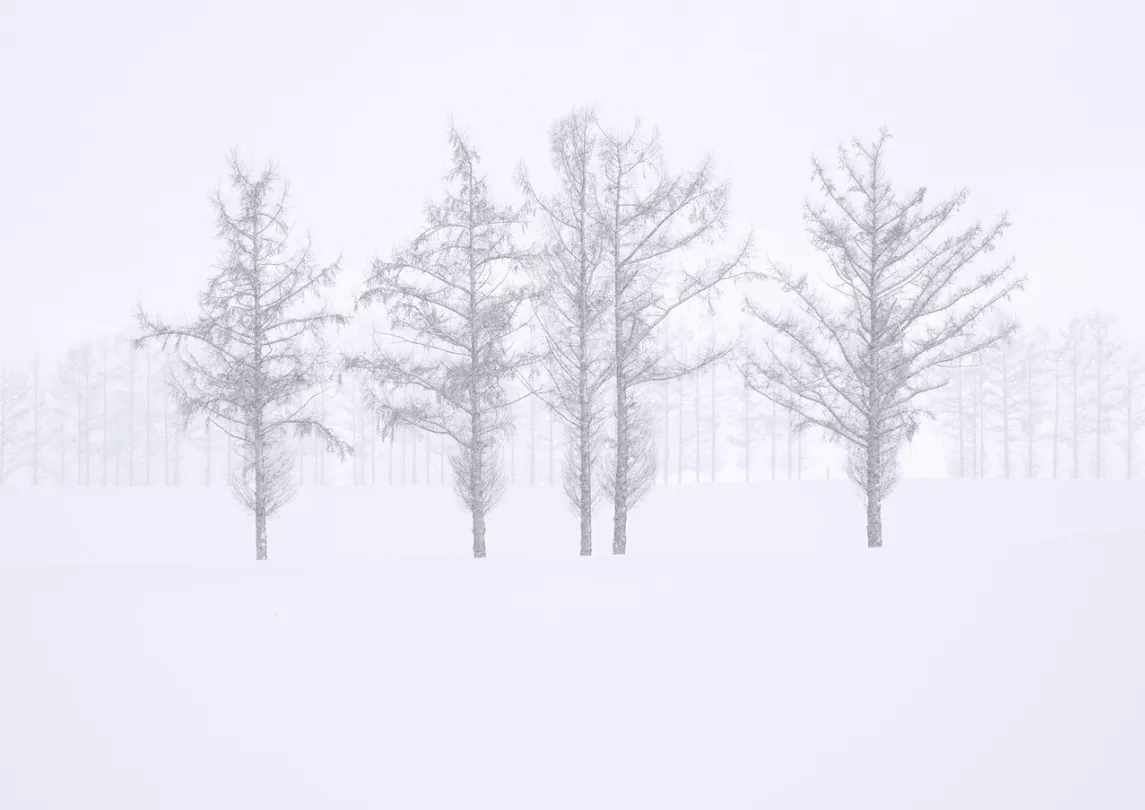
[927,311,1145,479]
[0,328,823,490]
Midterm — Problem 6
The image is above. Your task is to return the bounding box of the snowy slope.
[0,482,1142,808]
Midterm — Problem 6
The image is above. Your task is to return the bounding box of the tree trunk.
[1002,348,1011,478]
[957,359,964,477]
[970,368,978,477]
[1053,359,1060,478]
[102,346,108,486]
[770,398,777,480]
[114,416,121,487]
[1026,352,1034,478]
[975,362,985,477]
[350,378,358,485]
[469,378,487,558]
[255,503,268,560]
[128,347,135,486]
[612,382,630,555]
[205,421,212,485]
[0,370,7,485]
[173,417,181,486]
[146,349,152,486]
[662,380,670,484]
[471,505,487,558]
[579,411,592,556]
[547,407,554,486]
[529,362,536,487]
[76,386,83,486]
[1096,346,1104,479]
[786,409,794,480]
[296,434,304,485]
[743,375,750,482]
[579,488,592,557]
[1072,346,1079,480]
[676,372,683,484]
[866,491,883,548]
[578,307,592,554]
[611,184,631,555]
[32,358,40,486]
[163,387,170,486]
[254,423,268,560]
[866,434,883,548]
[313,415,321,485]
[694,367,701,483]
[1128,364,1134,479]
[710,364,717,483]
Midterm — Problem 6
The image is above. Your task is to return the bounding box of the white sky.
[2,0,1142,380]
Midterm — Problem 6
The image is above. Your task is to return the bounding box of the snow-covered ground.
[1,482,1142,808]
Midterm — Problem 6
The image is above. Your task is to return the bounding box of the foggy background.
[3,0,1141,349]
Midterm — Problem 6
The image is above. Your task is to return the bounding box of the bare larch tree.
[744,130,1023,547]
[516,108,611,556]
[347,127,530,558]
[599,120,752,554]
[137,152,349,560]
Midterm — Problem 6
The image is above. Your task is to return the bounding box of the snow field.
[0,481,1141,808]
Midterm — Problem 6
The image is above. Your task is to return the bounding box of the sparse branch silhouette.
[346,126,532,558]
[743,130,1024,547]
[598,120,754,554]
[135,151,349,560]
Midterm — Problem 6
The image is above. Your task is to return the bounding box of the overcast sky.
[3,0,1142,370]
